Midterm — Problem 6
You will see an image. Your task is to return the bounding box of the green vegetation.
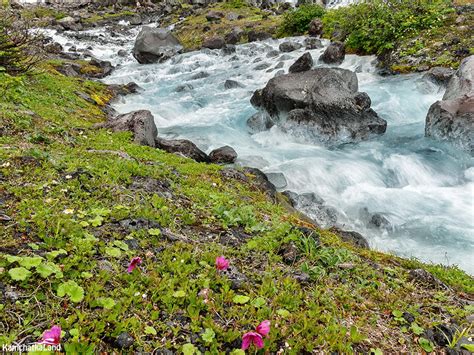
[171,3,282,50]
[274,0,472,71]
[278,4,324,37]
[322,0,453,55]
[0,9,41,74]
[0,61,473,352]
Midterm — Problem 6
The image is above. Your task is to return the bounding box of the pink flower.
[256,320,270,337]
[241,331,264,350]
[215,256,229,271]
[127,256,142,273]
[241,320,271,350]
[37,325,61,345]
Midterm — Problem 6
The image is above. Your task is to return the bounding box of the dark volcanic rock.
[422,67,455,86]
[88,58,114,78]
[265,172,287,189]
[44,42,63,54]
[282,190,337,228]
[249,68,386,143]
[96,110,157,147]
[155,138,210,163]
[224,79,244,89]
[319,41,345,64]
[330,227,369,249]
[132,27,183,64]
[408,269,449,289]
[247,112,275,133]
[206,10,224,21]
[225,27,243,45]
[425,55,473,154]
[289,52,313,73]
[247,30,271,42]
[308,18,323,37]
[304,37,323,50]
[116,332,134,349]
[209,145,237,164]
[242,167,277,199]
[202,37,225,50]
[279,41,303,52]
[369,213,391,229]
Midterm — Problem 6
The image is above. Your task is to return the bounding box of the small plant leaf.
[105,247,122,258]
[97,297,116,309]
[57,281,84,303]
[232,295,250,304]
[251,297,266,308]
[173,290,186,298]
[182,343,199,355]
[145,326,157,335]
[461,344,474,352]
[19,256,43,269]
[202,328,215,343]
[148,228,161,236]
[113,240,129,251]
[277,309,290,318]
[418,337,434,353]
[410,322,424,335]
[392,310,403,318]
[36,262,62,278]
[9,267,31,281]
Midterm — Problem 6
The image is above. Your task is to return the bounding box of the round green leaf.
[202,328,215,343]
[173,290,186,298]
[232,295,250,304]
[145,326,157,335]
[9,267,31,281]
[19,256,43,269]
[105,247,122,258]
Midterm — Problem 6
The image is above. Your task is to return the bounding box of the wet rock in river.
[249,68,386,144]
[279,41,302,52]
[132,27,183,64]
[425,55,474,154]
[319,41,345,64]
[289,52,313,73]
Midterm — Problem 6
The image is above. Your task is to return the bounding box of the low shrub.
[0,9,42,74]
[278,4,325,36]
[322,0,454,55]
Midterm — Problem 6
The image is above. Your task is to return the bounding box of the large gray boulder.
[97,110,158,147]
[132,27,183,64]
[425,56,474,154]
[249,68,386,143]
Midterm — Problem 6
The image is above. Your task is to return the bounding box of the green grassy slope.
[0,66,473,353]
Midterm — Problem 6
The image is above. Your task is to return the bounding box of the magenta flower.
[256,320,270,337]
[241,331,264,350]
[37,325,61,345]
[215,256,229,271]
[127,256,142,273]
[242,320,271,350]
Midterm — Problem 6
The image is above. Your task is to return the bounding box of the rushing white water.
[47,27,474,274]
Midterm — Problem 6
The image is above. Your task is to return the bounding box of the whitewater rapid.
[47,26,474,274]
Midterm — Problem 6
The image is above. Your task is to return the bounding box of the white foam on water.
[47,28,474,274]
